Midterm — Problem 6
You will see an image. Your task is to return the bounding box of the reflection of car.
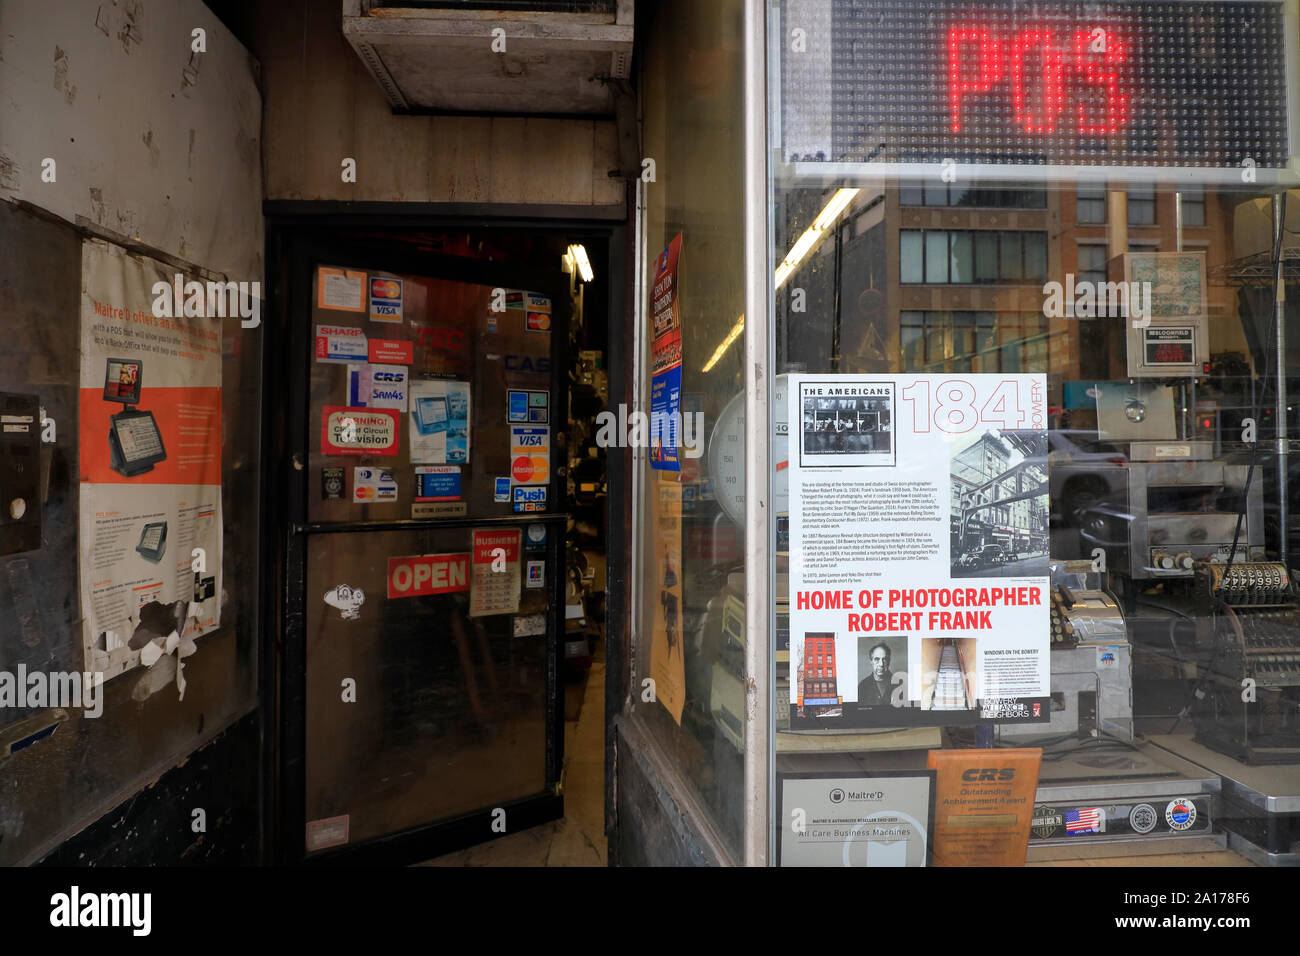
[1046,431,1128,526]
[979,544,1006,567]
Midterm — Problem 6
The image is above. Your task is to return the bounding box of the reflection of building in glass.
[799,633,838,704]
[951,431,1047,556]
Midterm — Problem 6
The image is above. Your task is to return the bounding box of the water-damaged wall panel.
[0,0,263,278]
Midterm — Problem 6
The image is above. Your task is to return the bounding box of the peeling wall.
[0,0,264,278]
[254,0,624,210]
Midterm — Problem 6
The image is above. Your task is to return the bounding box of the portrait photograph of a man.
[856,636,907,708]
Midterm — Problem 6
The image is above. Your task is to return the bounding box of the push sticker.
[512,485,547,512]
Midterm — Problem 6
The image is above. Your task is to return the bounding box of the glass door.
[278,233,568,862]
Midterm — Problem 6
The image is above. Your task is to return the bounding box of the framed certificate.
[777,770,936,867]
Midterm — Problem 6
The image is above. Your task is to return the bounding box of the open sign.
[387,553,470,599]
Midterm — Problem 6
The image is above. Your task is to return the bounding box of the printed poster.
[787,374,1050,728]
[649,233,683,472]
[469,528,522,617]
[78,240,223,684]
[650,481,685,723]
[408,380,470,464]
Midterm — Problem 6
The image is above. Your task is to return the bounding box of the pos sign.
[387,553,470,599]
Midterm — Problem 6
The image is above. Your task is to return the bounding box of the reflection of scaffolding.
[930,642,970,710]
[1208,247,1300,286]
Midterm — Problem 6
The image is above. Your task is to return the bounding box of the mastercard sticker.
[369,277,403,323]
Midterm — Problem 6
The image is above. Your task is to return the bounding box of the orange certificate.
[926,748,1042,866]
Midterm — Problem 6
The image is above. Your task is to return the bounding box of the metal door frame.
[261,207,625,865]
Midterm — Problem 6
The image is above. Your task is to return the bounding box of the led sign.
[780,0,1293,172]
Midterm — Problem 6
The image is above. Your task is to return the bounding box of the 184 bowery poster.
[787,374,1051,728]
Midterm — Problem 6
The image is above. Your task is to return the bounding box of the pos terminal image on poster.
[104,357,167,477]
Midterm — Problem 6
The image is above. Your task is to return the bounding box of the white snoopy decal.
[324,584,365,620]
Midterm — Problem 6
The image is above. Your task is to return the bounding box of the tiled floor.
[421,651,607,867]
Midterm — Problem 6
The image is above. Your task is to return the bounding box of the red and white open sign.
[387,553,470,599]
[321,406,399,455]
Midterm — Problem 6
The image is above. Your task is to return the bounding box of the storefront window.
[631,0,747,858]
[766,0,1298,867]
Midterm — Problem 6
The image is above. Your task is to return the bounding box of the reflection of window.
[1181,184,1205,227]
[1128,186,1156,225]
[899,182,1046,208]
[1078,243,1108,286]
[1077,184,1106,223]
[900,231,1049,284]
[901,311,1045,373]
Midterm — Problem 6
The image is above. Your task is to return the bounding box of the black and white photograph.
[799,382,895,467]
[856,636,908,708]
[950,429,1049,578]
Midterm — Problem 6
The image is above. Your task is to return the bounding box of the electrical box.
[0,392,42,555]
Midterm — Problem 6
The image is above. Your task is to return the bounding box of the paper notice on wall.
[786,374,1050,728]
[469,528,522,617]
[650,480,685,723]
[318,267,366,312]
[78,240,223,682]
[409,380,470,464]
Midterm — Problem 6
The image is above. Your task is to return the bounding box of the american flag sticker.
[1064,807,1105,835]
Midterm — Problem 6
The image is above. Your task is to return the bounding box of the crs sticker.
[1165,798,1197,831]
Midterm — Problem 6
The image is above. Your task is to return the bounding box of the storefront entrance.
[265,220,616,863]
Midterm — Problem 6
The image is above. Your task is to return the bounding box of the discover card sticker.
[787,374,1050,727]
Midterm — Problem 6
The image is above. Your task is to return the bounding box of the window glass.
[1077,184,1107,224]
[1128,185,1157,225]
[925,231,949,283]
[900,231,923,283]
[768,1,1298,872]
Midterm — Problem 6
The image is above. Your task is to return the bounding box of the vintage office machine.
[104,358,167,478]
[1192,562,1300,764]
